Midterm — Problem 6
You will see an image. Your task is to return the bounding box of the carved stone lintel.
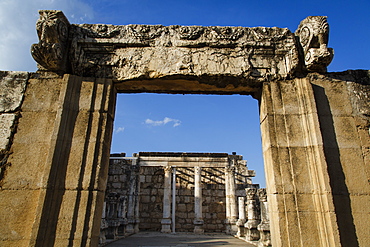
[295,16,334,73]
[31,10,70,73]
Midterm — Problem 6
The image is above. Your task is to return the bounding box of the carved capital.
[163,166,172,173]
[225,164,235,174]
[245,188,257,200]
[194,166,202,175]
[257,188,267,202]
[31,10,70,73]
[295,16,334,72]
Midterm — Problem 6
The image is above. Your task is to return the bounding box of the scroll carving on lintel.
[295,16,334,73]
[31,10,70,73]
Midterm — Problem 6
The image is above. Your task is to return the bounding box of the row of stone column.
[237,188,271,247]
[161,166,204,233]
[224,163,271,246]
[161,164,243,235]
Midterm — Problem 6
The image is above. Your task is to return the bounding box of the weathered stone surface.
[0,71,28,187]
[69,24,299,85]
[0,113,16,150]
[32,11,335,95]
[0,71,28,112]
[0,74,115,247]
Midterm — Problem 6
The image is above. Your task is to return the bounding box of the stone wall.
[139,166,164,231]
[138,166,249,233]
[0,71,28,184]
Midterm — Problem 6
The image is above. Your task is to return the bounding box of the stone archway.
[0,10,369,247]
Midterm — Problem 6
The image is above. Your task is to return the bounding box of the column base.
[193,219,204,234]
[126,218,137,234]
[161,218,172,233]
[236,219,246,237]
[245,220,260,241]
[225,218,238,235]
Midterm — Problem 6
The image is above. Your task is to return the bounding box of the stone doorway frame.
[0,10,369,247]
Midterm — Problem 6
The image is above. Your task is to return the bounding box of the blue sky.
[1,0,369,187]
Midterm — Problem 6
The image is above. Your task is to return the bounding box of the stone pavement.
[105,232,256,247]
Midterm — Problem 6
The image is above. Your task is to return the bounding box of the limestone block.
[0,71,28,113]
[0,190,40,243]
[3,143,50,189]
[0,113,16,150]
[22,75,63,112]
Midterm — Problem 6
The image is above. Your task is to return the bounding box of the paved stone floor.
[105,232,256,247]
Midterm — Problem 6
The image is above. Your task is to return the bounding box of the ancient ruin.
[0,10,369,247]
[101,152,270,246]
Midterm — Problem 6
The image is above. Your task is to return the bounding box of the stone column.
[172,167,176,233]
[161,166,172,233]
[133,163,140,233]
[126,164,139,234]
[257,189,271,247]
[245,188,260,241]
[13,75,116,247]
[236,197,246,237]
[225,164,238,234]
[193,166,204,234]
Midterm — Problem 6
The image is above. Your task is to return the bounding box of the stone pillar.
[126,164,139,234]
[260,78,342,246]
[245,188,260,241]
[0,74,116,246]
[193,166,204,234]
[225,164,238,234]
[118,195,127,236]
[161,166,172,233]
[257,189,271,247]
[236,197,246,237]
[133,164,140,233]
[100,201,108,244]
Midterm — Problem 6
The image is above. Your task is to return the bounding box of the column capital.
[257,188,267,202]
[245,188,257,200]
[164,166,172,173]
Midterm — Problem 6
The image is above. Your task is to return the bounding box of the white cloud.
[145,117,181,127]
[0,0,94,72]
[114,127,125,134]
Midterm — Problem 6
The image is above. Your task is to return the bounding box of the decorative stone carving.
[295,16,334,72]
[31,10,70,73]
[31,11,317,90]
[178,26,204,40]
[211,27,244,41]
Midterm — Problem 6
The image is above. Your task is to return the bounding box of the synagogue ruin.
[100,152,270,246]
[0,10,369,247]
